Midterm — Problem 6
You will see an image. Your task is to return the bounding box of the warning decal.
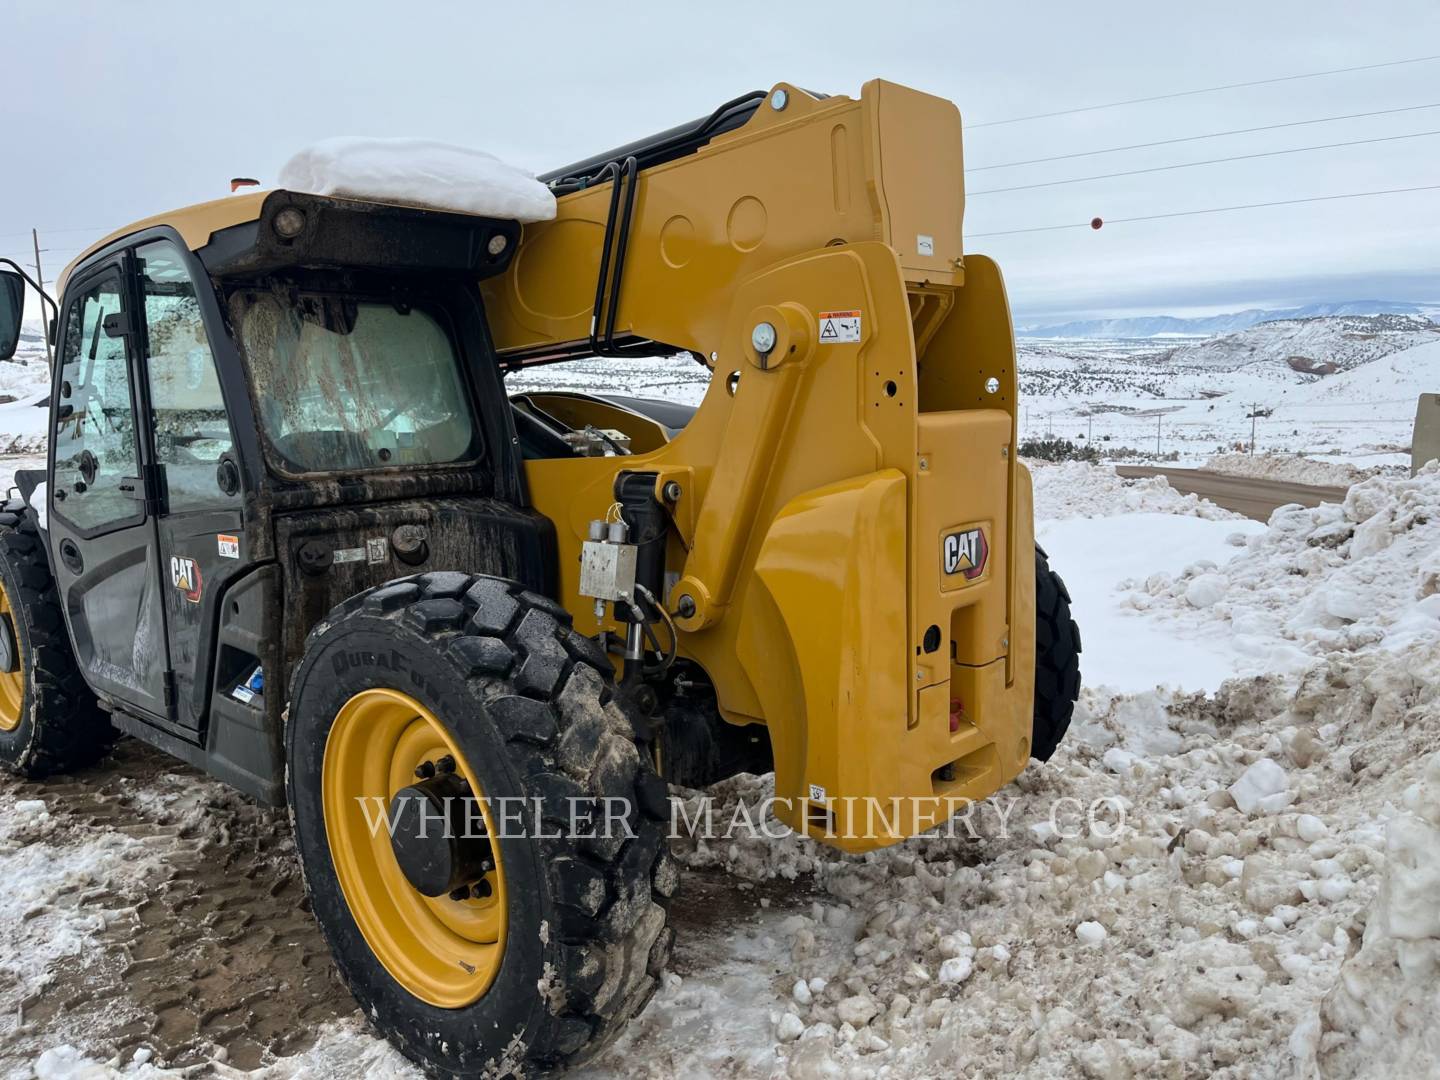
[817,310,862,343]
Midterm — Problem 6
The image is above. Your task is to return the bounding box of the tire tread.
[295,572,673,1075]
[1032,548,1082,762]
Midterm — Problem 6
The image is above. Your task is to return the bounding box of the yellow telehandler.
[0,79,1079,1075]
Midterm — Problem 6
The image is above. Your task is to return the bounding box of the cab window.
[137,240,236,510]
[51,272,141,532]
[232,290,479,474]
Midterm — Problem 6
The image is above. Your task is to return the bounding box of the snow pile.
[1202,452,1371,487]
[621,635,1440,1080]
[1030,461,1242,521]
[1039,510,1264,692]
[1029,463,1264,693]
[1127,463,1440,669]
[277,137,556,223]
[1294,752,1440,1075]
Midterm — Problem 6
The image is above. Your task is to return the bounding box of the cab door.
[133,239,246,734]
[47,257,175,720]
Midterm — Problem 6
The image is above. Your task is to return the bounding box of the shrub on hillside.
[1020,437,1100,463]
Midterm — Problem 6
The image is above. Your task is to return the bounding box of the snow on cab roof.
[59,139,553,293]
[277,137,556,224]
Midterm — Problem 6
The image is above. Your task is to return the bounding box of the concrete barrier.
[1415,394,1440,475]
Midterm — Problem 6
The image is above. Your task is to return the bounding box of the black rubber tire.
[287,572,676,1077]
[0,512,114,777]
[1032,546,1082,762]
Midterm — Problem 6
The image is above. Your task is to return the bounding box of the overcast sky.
[3,1,1438,325]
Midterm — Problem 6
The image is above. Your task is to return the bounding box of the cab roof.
[58,192,268,295]
[60,189,522,296]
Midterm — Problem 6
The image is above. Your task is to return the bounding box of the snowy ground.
[7,456,1437,1079]
[4,330,1439,1077]
[1017,328,1437,468]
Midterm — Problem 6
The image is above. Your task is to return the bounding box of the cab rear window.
[233,292,479,474]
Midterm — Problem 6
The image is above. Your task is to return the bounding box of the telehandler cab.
[0,80,1079,1075]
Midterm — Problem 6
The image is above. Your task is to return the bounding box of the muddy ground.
[0,740,808,1076]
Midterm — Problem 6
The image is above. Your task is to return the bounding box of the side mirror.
[0,270,23,362]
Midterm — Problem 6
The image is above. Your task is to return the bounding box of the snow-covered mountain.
[1017,300,1434,339]
[1016,314,1440,400]
[1152,313,1440,376]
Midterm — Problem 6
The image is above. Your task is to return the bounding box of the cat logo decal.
[942,527,988,581]
[170,555,203,603]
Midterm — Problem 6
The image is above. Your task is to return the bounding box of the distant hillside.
[1017,300,1433,339]
[1152,314,1440,375]
[1284,337,1440,418]
[1015,313,1440,402]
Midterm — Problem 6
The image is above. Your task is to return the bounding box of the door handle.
[59,538,83,574]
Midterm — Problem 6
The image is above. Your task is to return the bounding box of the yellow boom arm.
[484,81,1034,850]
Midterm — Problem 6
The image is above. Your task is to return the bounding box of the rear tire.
[0,511,114,777]
[287,572,676,1077]
[1032,546,1081,762]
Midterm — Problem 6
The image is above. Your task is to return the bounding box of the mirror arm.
[0,257,59,327]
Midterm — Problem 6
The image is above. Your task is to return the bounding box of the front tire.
[0,511,113,776]
[287,572,676,1077]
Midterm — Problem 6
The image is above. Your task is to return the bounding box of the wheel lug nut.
[435,755,456,774]
[448,885,471,902]
[473,879,492,899]
[414,761,436,780]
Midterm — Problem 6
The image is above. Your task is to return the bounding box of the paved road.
[1114,466,1350,522]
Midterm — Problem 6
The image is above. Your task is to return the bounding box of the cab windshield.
[233,291,479,474]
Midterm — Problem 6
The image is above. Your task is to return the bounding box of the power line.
[0,226,109,243]
[968,183,1440,238]
[970,128,1440,196]
[969,102,1440,171]
[970,53,1440,128]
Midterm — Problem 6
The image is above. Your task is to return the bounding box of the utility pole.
[29,229,53,367]
[1087,416,1093,443]
[1155,413,1162,458]
[1249,403,1259,456]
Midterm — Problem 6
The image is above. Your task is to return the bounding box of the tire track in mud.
[0,740,826,1076]
[0,740,356,1072]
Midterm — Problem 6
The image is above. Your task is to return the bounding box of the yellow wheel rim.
[0,581,24,732]
[322,688,507,1007]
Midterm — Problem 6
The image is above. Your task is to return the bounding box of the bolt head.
[487,234,508,256]
[770,88,789,111]
[676,594,697,618]
[663,480,682,502]
[751,322,777,355]
[985,377,1001,394]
